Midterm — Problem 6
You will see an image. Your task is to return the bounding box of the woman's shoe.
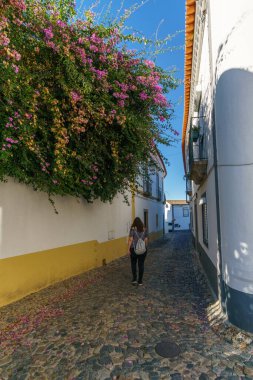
[131,280,138,285]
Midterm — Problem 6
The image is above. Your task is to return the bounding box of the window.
[142,166,152,196]
[183,207,189,217]
[144,209,149,230]
[201,193,208,246]
[156,173,159,197]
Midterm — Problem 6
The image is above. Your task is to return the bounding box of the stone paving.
[0,231,253,380]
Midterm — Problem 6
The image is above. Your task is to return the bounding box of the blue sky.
[75,0,186,200]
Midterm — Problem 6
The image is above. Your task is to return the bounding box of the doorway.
[144,209,149,231]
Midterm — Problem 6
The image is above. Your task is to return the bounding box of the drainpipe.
[207,0,224,304]
[172,205,175,231]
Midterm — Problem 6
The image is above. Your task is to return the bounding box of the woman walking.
[127,217,148,286]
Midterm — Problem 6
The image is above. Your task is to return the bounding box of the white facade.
[0,178,130,259]
[136,153,166,234]
[0,154,166,306]
[0,174,165,261]
[165,201,190,232]
[184,0,253,332]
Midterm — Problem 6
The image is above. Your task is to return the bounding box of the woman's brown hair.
[131,217,144,233]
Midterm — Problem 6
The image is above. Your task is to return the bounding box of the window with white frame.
[183,207,189,217]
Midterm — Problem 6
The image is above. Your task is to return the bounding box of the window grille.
[201,193,208,246]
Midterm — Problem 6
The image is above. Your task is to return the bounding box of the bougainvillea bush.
[0,0,177,202]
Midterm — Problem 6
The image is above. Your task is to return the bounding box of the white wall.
[134,159,165,234]
[211,0,253,294]
[0,178,132,259]
[173,205,190,231]
[164,203,190,231]
[190,0,253,294]
[135,194,164,234]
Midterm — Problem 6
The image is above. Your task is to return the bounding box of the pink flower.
[0,35,10,46]
[90,45,98,53]
[153,93,168,107]
[159,116,165,122]
[13,50,21,61]
[136,76,146,84]
[14,18,23,26]
[144,59,155,68]
[118,100,125,108]
[91,68,107,79]
[5,137,18,144]
[87,58,93,66]
[43,27,54,40]
[115,82,129,92]
[70,91,82,103]
[14,0,26,11]
[56,20,66,28]
[113,92,128,100]
[46,41,59,52]
[139,92,148,101]
[153,84,162,92]
[12,64,19,73]
[90,33,102,44]
[117,52,123,60]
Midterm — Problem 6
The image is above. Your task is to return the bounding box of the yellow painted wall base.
[0,237,127,308]
[0,230,164,308]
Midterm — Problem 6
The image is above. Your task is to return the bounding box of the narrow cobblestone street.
[0,232,252,380]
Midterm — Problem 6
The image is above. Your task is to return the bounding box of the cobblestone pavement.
[0,231,253,380]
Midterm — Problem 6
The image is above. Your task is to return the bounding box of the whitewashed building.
[0,154,166,307]
[183,0,253,332]
[165,200,190,232]
[136,154,166,237]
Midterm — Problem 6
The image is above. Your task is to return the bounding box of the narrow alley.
[0,232,252,380]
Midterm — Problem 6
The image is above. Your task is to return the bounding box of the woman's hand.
[127,236,133,256]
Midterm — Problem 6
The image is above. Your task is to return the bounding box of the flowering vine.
[0,0,177,202]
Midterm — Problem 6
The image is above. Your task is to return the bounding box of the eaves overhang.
[182,0,196,172]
